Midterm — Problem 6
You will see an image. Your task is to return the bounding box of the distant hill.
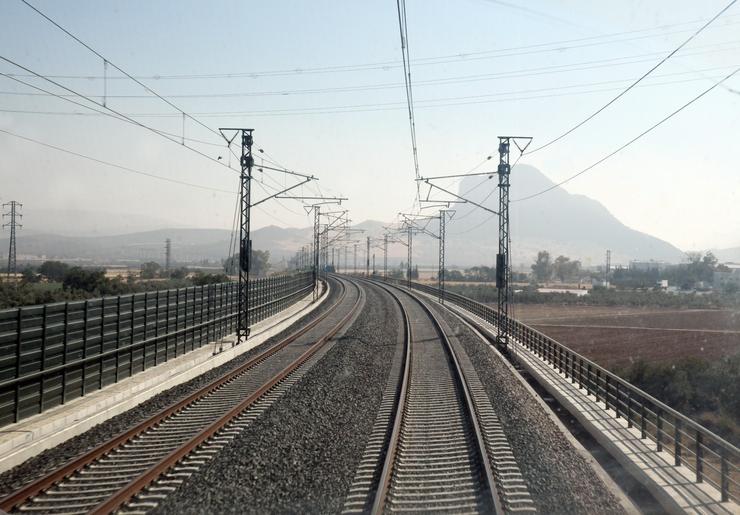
[0,165,689,268]
[440,164,687,267]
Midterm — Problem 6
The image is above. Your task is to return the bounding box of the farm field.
[510,304,740,368]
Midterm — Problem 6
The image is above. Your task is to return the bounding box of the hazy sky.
[1,0,739,252]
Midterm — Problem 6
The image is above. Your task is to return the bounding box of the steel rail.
[94,278,364,514]
[0,277,360,513]
[369,280,501,514]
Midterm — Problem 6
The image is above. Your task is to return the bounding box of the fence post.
[39,304,48,414]
[82,300,89,396]
[640,403,646,439]
[99,297,105,390]
[130,294,136,377]
[115,296,121,382]
[143,292,149,371]
[695,432,703,483]
[674,419,682,466]
[657,409,663,452]
[720,448,728,502]
[154,290,160,366]
[165,289,171,362]
[14,307,22,423]
[62,302,69,404]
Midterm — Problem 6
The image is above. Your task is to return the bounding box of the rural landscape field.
[514,304,740,367]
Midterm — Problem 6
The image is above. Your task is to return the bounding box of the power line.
[514,64,740,202]
[396,0,421,202]
[9,68,726,119]
[6,13,740,81]
[0,55,236,173]
[525,0,738,155]
[5,40,738,101]
[0,127,235,194]
[20,0,222,141]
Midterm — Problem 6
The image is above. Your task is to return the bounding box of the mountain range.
[2,165,735,268]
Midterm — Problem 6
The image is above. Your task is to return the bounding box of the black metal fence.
[382,277,740,504]
[0,271,313,427]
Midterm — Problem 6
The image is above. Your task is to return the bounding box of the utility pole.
[331,246,335,271]
[438,210,446,304]
[605,249,611,285]
[165,238,172,275]
[407,225,413,289]
[354,243,357,275]
[3,201,22,279]
[344,246,348,274]
[495,136,532,348]
[366,236,370,277]
[384,233,388,280]
[220,128,254,343]
[313,207,320,299]
[372,253,375,275]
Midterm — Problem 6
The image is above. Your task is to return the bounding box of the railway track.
[344,280,533,514]
[1,276,364,515]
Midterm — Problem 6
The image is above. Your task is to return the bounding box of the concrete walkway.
[0,284,327,473]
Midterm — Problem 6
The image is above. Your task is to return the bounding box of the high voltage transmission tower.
[3,201,22,279]
[165,238,172,274]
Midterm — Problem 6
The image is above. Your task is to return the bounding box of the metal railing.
[0,271,313,427]
[381,277,740,504]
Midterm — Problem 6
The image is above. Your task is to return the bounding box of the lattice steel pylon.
[407,225,413,289]
[3,201,22,279]
[496,136,531,347]
[313,207,320,299]
[438,210,446,304]
[165,238,171,274]
[384,233,388,279]
[219,129,254,344]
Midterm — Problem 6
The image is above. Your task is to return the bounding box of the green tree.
[223,249,271,277]
[38,260,70,282]
[21,267,40,284]
[62,267,107,293]
[531,250,553,283]
[140,261,161,279]
[553,255,582,282]
[192,272,231,286]
[169,267,189,280]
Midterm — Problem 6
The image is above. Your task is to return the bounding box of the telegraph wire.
[5,39,739,101]
[20,0,224,143]
[396,0,421,208]
[525,0,738,155]
[514,64,740,202]
[5,58,738,118]
[6,69,723,118]
[0,55,236,173]
[0,127,235,194]
[6,13,740,81]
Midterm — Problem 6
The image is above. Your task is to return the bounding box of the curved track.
[369,281,501,514]
[2,276,364,515]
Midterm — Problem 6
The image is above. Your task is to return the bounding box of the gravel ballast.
[429,301,627,514]
[0,282,340,498]
[154,280,403,514]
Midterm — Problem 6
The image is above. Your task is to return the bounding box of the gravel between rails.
[153,280,402,515]
[428,301,627,515]
[0,281,340,498]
